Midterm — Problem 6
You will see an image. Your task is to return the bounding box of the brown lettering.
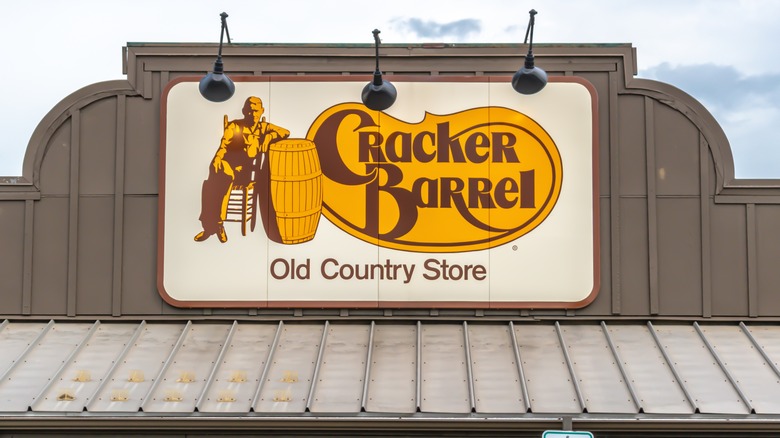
[491,132,519,163]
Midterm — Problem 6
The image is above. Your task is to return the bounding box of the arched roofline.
[19,80,140,189]
[620,66,780,193]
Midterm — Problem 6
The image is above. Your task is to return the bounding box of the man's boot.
[194,230,212,242]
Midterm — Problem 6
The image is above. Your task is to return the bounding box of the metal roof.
[1,319,779,419]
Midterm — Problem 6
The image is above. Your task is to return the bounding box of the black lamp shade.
[361,73,397,111]
[199,59,235,103]
[511,63,548,95]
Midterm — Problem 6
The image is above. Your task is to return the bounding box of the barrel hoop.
[271,172,322,182]
[282,231,317,243]
[275,207,322,218]
[270,142,316,152]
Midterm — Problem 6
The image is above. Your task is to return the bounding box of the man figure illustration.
[194,96,290,242]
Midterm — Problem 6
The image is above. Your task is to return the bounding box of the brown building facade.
[1,42,780,436]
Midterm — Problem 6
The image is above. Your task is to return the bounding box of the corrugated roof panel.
[0,323,92,412]
[744,325,780,372]
[253,323,324,413]
[87,323,186,412]
[198,322,278,413]
[605,324,691,414]
[308,323,370,413]
[419,324,470,413]
[143,323,231,413]
[32,323,139,412]
[0,322,48,378]
[468,323,525,414]
[559,324,635,413]
[702,324,780,414]
[513,324,580,413]
[3,320,778,420]
[651,324,749,414]
[364,324,417,413]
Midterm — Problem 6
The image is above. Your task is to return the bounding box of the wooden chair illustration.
[223,159,260,236]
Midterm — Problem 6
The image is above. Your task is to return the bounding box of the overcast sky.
[2,0,779,178]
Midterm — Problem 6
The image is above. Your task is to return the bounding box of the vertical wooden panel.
[161,71,169,90]
[597,199,613,314]
[699,136,712,317]
[67,111,81,316]
[124,97,159,195]
[645,98,659,315]
[756,205,780,316]
[22,200,34,315]
[32,198,69,315]
[617,95,648,196]
[710,204,748,316]
[0,201,24,314]
[112,95,127,316]
[657,199,703,316]
[38,121,71,196]
[653,103,701,196]
[121,196,161,315]
[747,204,758,318]
[608,71,621,315]
[78,97,117,195]
[143,70,153,100]
[76,198,114,315]
[619,198,650,316]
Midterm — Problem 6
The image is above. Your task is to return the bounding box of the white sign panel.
[158,76,599,308]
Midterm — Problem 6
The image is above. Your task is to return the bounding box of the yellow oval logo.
[307,104,562,252]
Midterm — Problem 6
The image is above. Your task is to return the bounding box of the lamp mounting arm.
[523,9,537,69]
[523,9,537,45]
[372,29,383,85]
[218,12,231,59]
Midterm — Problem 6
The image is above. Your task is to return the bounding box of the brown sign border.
[158,75,600,309]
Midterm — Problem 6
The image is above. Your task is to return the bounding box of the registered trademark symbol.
[512,245,518,251]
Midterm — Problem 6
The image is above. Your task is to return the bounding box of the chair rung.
[223,186,256,233]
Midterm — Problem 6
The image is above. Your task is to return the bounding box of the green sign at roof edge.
[542,431,594,438]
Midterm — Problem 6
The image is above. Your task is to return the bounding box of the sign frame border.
[157,75,600,309]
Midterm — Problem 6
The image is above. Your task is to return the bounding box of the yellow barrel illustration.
[268,139,323,244]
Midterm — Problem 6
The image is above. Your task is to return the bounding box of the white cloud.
[2,0,780,177]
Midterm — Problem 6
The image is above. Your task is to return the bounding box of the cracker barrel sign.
[311,104,561,252]
[159,76,598,308]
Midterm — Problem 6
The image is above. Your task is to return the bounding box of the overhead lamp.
[361,29,397,111]
[512,9,547,95]
[199,12,235,102]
